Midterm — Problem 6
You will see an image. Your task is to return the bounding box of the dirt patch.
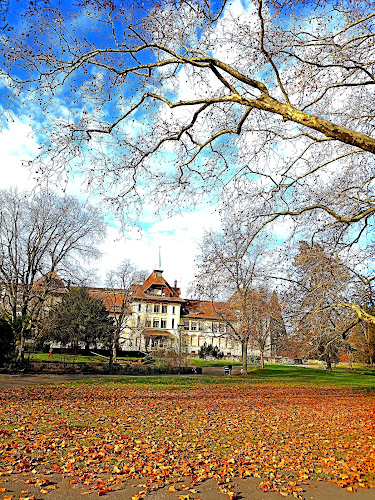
[1,473,374,500]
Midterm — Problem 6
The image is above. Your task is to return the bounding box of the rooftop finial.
[154,246,163,275]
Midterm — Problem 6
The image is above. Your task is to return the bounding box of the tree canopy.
[194,221,285,371]
[105,259,146,363]
[1,0,373,243]
[45,287,114,350]
[0,188,106,358]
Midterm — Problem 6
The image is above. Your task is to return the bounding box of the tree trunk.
[242,340,248,375]
[260,350,265,370]
[112,330,119,365]
[15,326,25,362]
[325,355,332,371]
[16,338,24,362]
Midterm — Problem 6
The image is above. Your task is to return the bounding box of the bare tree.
[105,259,147,364]
[1,0,374,240]
[286,241,369,369]
[0,188,106,360]
[350,317,375,366]
[194,223,284,373]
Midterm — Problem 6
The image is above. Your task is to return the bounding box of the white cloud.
[0,116,223,297]
[0,116,40,190]
[97,207,221,297]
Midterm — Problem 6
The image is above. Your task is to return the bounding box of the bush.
[0,318,15,366]
[198,342,224,360]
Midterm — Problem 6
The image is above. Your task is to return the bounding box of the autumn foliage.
[0,382,374,498]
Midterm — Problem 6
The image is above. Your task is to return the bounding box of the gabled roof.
[182,299,227,320]
[131,270,184,302]
[88,288,131,310]
[32,271,67,294]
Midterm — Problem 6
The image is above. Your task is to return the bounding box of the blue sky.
[1,0,370,293]
[0,0,254,294]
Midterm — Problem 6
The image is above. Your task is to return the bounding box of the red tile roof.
[143,328,173,337]
[182,299,228,320]
[32,271,67,294]
[131,270,184,302]
[88,289,132,311]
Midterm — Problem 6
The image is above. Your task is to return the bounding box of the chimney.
[174,280,177,288]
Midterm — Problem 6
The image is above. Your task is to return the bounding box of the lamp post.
[177,323,184,376]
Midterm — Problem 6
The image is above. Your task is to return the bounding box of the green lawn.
[246,364,375,388]
[73,364,375,390]
[26,353,375,389]
[28,352,141,363]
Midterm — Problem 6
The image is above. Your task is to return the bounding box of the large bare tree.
[0,188,106,359]
[105,259,147,363]
[194,223,284,373]
[285,240,371,369]
[1,0,374,240]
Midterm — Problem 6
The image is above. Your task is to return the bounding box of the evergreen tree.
[45,287,113,351]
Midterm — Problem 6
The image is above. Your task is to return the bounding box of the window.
[191,321,197,331]
[212,322,218,333]
[172,318,175,329]
[198,322,204,331]
[146,303,152,312]
[138,304,142,312]
[145,318,151,327]
[184,321,189,331]
[172,306,175,314]
[154,304,160,313]
[219,323,225,333]
[162,304,168,314]
[161,319,167,329]
[153,318,159,328]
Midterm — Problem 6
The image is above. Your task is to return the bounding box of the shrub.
[0,318,15,366]
[198,342,224,360]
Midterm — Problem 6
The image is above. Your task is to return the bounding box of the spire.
[154,246,163,276]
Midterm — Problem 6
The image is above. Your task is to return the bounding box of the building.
[4,266,278,360]
[95,266,275,359]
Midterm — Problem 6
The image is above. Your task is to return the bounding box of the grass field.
[28,352,141,363]
[29,353,243,366]
[245,364,375,388]
[0,369,374,499]
[86,364,375,389]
